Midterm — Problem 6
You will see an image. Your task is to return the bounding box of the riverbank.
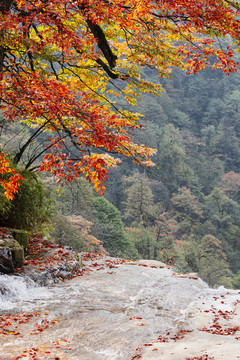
[0,235,239,360]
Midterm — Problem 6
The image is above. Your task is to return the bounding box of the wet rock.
[0,238,24,268]
[0,247,14,274]
[26,260,82,286]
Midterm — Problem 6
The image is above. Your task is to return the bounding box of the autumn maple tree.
[1,0,240,198]
[0,153,24,200]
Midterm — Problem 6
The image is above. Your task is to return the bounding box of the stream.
[0,259,239,360]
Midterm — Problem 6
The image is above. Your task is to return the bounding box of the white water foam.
[0,274,49,311]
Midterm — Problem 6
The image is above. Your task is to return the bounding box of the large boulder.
[0,247,14,274]
[12,230,29,249]
[0,238,24,268]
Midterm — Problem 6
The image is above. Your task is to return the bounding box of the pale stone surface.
[142,331,240,360]
[142,292,240,360]
[0,257,239,360]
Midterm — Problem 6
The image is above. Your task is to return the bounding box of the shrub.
[0,170,55,232]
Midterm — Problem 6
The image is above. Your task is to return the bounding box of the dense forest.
[59,67,240,289]
[1,65,240,289]
[105,67,240,288]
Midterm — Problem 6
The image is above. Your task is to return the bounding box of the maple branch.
[0,0,13,13]
[0,0,14,76]
[86,19,117,69]
[26,135,69,171]
[224,0,240,11]
[14,120,50,165]
[59,62,125,115]
[59,122,83,151]
[50,61,59,79]
[96,58,119,79]
[151,11,189,23]
[27,50,35,72]
[25,142,44,169]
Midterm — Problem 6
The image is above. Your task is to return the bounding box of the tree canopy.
[1,0,240,198]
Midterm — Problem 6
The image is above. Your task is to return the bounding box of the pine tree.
[91,197,136,258]
[123,172,156,227]
[197,234,231,287]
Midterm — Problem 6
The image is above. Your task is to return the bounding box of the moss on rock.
[0,238,24,267]
[12,230,29,248]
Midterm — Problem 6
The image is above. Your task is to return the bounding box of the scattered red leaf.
[129,317,142,320]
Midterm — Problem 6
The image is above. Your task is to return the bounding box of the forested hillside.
[47,67,240,289]
[106,67,240,287]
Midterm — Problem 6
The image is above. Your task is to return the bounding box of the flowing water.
[0,260,239,360]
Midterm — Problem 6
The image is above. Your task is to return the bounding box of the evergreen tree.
[202,188,240,274]
[153,211,178,264]
[123,172,156,227]
[197,234,231,287]
[156,124,193,193]
[170,187,202,240]
[125,227,156,260]
[91,197,136,258]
